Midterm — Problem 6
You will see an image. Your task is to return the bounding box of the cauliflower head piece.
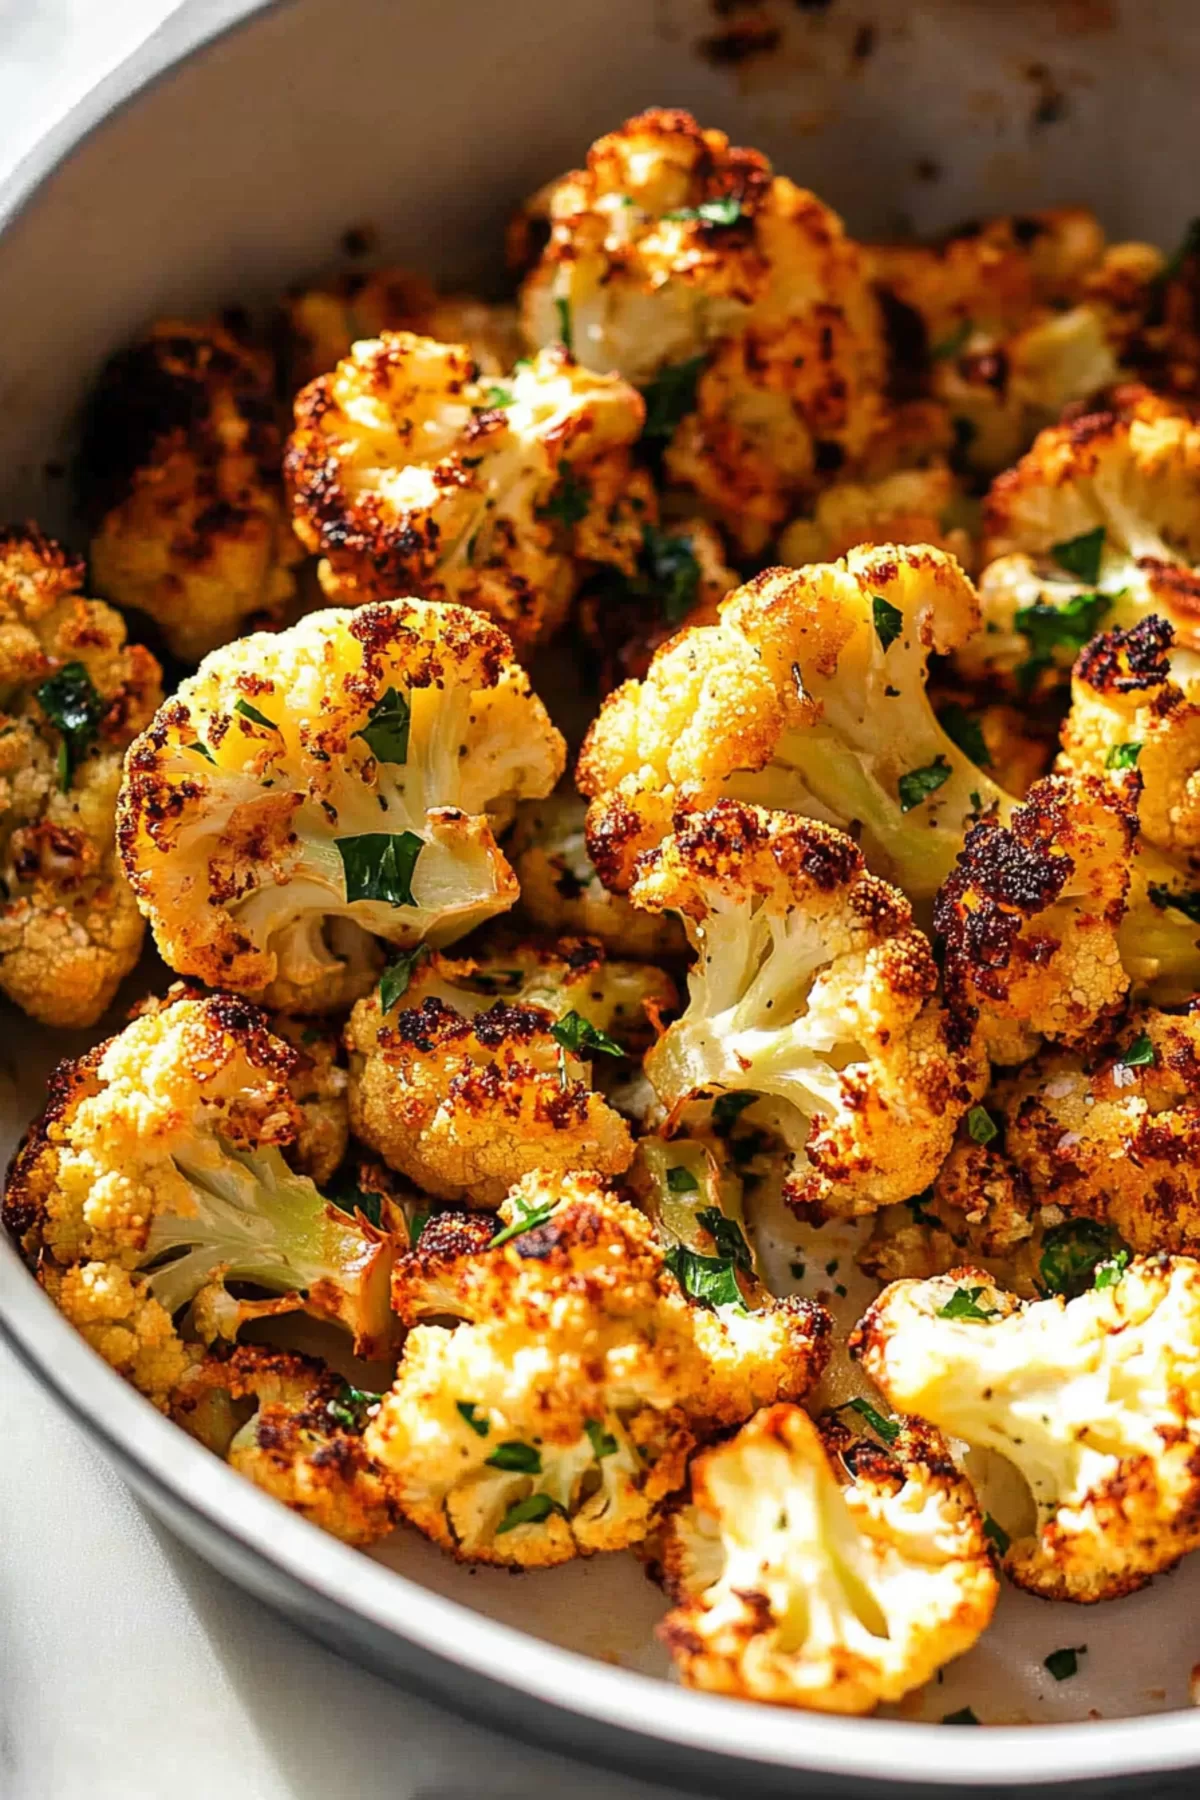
[519,107,887,552]
[4,989,396,1358]
[283,265,522,388]
[856,1256,1200,1601]
[634,801,985,1220]
[934,771,1137,1064]
[118,599,564,1011]
[368,1171,830,1566]
[81,319,302,663]
[657,1402,997,1712]
[344,934,673,1205]
[859,1137,1043,1299]
[779,463,976,572]
[285,332,651,652]
[39,1259,196,1411]
[172,1344,396,1546]
[0,524,163,1027]
[578,544,1009,901]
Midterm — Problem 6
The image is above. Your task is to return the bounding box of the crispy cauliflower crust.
[283,266,522,388]
[81,320,302,662]
[657,1402,997,1711]
[39,1258,194,1410]
[0,525,163,1026]
[859,1139,1043,1298]
[855,1257,1200,1601]
[634,801,984,1220]
[171,1345,396,1545]
[579,544,1006,900]
[934,771,1137,1064]
[285,333,651,651]
[367,1172,830,1566]
[3,988,395,1357]
[118,600,564,1010]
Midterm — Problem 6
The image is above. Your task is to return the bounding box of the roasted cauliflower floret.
[367,1171,830,1565]
[118,600,564,1011]
[519,107,887,551]
[285,333,651,651]
[577,518,739,694]
[507,790,687,958]
[0,525,163,1027]
[81,320,302,662]
[859,1139,1042,1298]
[994,1008,1200,1257]
[171,1345,396,1546]
[934,771,1137,1064]
[657,1402,997,1711]
[856,1256,1200,1601]
[578,545,1009,900]
[3,990,396,1357]
[633,801,984,1220]
[268,1014,349,1185]
[40,1259,194,1410]
[779,464,975,572]
[283,266,522,387]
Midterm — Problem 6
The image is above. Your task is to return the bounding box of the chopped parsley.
[355,686,410,764]
[1050,526,1106,586]
[967,1105,998,1146]
[554,296,573,352]
[664,1243,746,1312]
[666,1164,700,1194]
[937,1285,998,1321]
[550,1010,624,1060]
[1094,1251,1131,1290]
[712,1091,758,1135]
[643,525,702,623]
[937,703,992,768]
[485,1441,542,1474]
[696,1206,754,1273]
[1014,589,1112,692]
[585,1419,619,1459]
[35,662,104,790]
[1044,1646,1086,1682]
[929,317,973,360]
[233,696,278,730]
[640,354,706,440]
[1148,883,1200,923]
[337,831,423,906]
[983,1514,1011,1556]
[942,1707,979,1726]
[836,1397,900,1445]
[540,461,591,528]
[1038,1219,1127,1300]
[325,1166,384,1229]
[872,592,903,651]
[489,1194,557,1249]
[1120,1031,1155,1068]
[1105,740,1141,771]
[897,755,952,813]
[408,1209,430,1247]
[457,1401,490,1437]
[325,1383,383,1432]
[484,384,514,408]
[378,943,428,1013]
[496,1492,563,1534]
[663,196,745,226]
[190,740,216,764]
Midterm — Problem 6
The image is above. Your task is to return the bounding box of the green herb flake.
[585,1419,619,1459]
[942,1707,980,1726]
[696,1206,754,1273]
[497,1492,563,1534]
[554,296,573,352]
[837,1397,900,1445]
[983,1514,1011,1556]
[325,1167,384,1229]
[1044,1646,1086,1682]
[1050,526,1106,586]
[898,755,952,813]
[929,317,973,360]
[1148,883,1200,923]
[1094,1250,1131,1290]
[337,831,423,907]
[1014,589,1113,692]
[355,686,411,764]
[1038,1219,1127,1300]
[488,1196,557,1250]
[1105,741,1142,771]
[456,1401,490,1437]
[408,1209,430,1247]
[643,525,701,623]
[664,1244,746,1313]
[550,1010,624,1060]
[484,384,514,408]
[233,696,278,731]
[666,1164,700,1194]
[34,662,105,789]
[325,1383,383,1432]
[485,1440,542,1474]
[872,593,903,651]
[937,702,992,768]
[789,1260,806,1280]
[663,196,745,226]
[937,1285,998,1322]
[640,354,707,440]
[712,1091,758,1135]
[190,740,216,764]
[540,460,591,528]
[1120,1031,1155,1069]
[967,1105,999,1146]
[379,943,428,1013]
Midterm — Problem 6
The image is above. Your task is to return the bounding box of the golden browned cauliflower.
[578,545,1009,900]
[285,332,651,652]
[507,790,687,958]
[40,1258,196,1411]
[633,801,985,1221]
[519,107,888,552]
[779,463,976,572]
[0,525,163,1026]
[118,599,564,1013]
[3,989,396,1358]
[283,266,522,387]
[172,1345,396,1546]
[267,1013,349,1185]
[657,1403,997,1712]
[81,320,302,662]
[366,1171,831,1566]
[855,1256,1200,1602]
[343,932,672,1205]
[933,771,1137,1065]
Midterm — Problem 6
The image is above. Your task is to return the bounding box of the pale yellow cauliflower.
[283,265,522,387]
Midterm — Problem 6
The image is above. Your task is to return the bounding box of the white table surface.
[0,6,688,1795]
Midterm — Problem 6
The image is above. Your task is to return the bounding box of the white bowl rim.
[2,1,1200,1782]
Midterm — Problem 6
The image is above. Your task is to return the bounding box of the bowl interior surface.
[4,0,1200,1785]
